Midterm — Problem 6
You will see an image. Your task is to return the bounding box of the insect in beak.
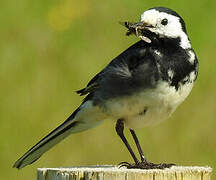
[120,21,154,43]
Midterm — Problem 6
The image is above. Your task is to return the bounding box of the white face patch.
[140,9,191,49]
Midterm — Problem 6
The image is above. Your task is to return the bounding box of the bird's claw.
[118,161,175,169]
[118,161,132,168]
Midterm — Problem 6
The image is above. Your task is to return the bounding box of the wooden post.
[37,165,212,180]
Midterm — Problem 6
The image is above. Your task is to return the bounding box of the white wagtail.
[13,7,198,169]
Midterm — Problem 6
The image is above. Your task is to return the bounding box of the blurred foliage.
[0,0,215,179]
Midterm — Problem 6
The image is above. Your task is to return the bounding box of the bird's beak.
[120,21,154,43]
[130,21,154,29]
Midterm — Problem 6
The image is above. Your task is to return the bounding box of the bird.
[13,7,198,170]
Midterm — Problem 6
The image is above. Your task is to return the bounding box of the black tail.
[13,108,80,169]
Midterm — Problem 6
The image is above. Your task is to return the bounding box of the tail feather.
[13,100,105,169]
[13,108,80,169]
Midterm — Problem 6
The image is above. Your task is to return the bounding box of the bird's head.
[123,7,191,49]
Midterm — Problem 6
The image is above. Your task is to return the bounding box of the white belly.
[103,81,194,129]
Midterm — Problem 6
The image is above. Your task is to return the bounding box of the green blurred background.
[1,0,215,179]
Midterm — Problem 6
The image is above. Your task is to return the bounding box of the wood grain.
[37,165,212,180]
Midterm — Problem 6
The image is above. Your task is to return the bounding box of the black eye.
[161,18,168,26]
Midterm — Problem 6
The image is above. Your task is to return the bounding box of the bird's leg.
[116,120,175,169]
[124,129,175,169]
[129,129,147,162]
[115,119,139,165]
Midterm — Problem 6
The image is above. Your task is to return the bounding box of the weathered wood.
[37,165,212,180]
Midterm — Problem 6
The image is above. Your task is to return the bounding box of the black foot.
[119,161,175,169]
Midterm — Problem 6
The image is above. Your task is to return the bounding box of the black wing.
[76,73,100,96]
[77,40,159,102]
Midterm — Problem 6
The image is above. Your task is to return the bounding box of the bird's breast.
[103,80,194,129]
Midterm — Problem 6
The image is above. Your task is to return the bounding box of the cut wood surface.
[37,165,212,180]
